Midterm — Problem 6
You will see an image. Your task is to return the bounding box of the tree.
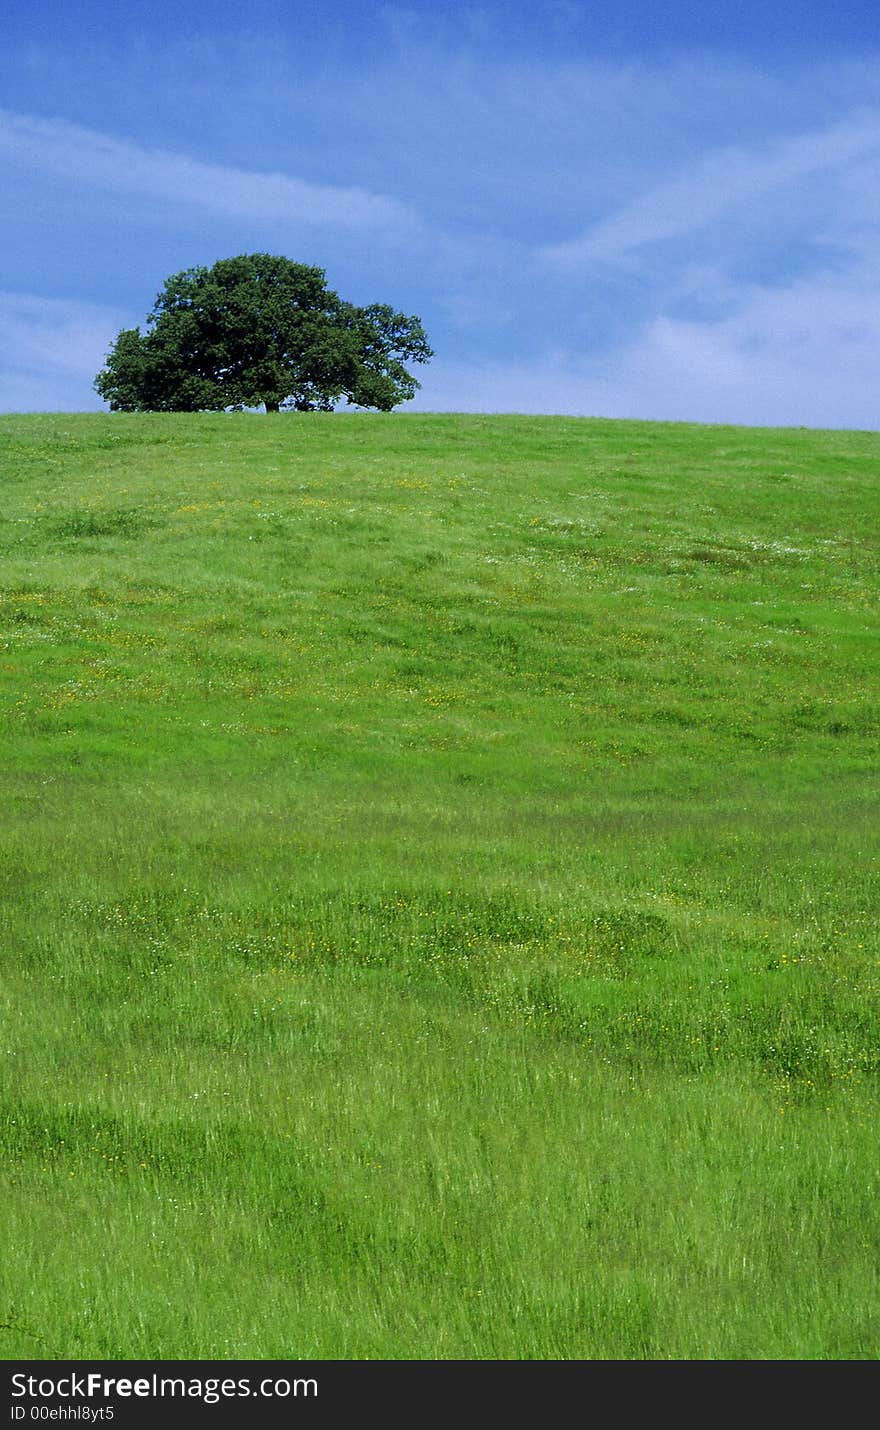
[94,253,433,413]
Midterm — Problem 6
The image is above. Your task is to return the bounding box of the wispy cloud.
[0,109,415,231]
[414,263,880,429]
[0,291,127,411]
[3,30,880,427]
[542,112,880,265]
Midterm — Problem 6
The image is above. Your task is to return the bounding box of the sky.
[3,0,880,426]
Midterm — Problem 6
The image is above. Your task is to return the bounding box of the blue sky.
[3,1,880,425]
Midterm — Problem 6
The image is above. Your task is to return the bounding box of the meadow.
[0,410,877,1359]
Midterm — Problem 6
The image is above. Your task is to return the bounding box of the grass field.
[1,410,878,1359]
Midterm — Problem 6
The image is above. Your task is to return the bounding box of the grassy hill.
[1,411,878,1358]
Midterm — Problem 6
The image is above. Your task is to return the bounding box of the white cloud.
[542,111,880,266]
[414,269,880,429]
[0,109,415,231]
[0,292,125,411]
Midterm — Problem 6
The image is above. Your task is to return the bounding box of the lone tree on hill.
[94,253,433,413]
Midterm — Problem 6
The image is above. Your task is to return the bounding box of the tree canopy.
[94,254,433,413]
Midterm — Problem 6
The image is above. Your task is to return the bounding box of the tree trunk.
[264,399,280,413]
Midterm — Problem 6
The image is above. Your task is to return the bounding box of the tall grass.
[1,412,877,1358]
